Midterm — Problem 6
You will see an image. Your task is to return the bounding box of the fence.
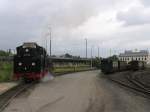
[0,56,13,62]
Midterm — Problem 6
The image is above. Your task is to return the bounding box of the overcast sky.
[0,0,150,57]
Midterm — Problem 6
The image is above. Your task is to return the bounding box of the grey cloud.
[117,7,150,26]
[1,0,150,57]
[140,0,150,6]
[0,0,116,50]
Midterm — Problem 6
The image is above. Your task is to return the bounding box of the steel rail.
[0,82,35,112]
[108,73,150,99]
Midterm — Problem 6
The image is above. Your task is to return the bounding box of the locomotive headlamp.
[32,62,36,66]
[18,62,22,66]
[25,49,29,52]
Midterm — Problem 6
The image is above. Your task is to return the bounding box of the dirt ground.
[0,82,17,95]
[3,70,150,112]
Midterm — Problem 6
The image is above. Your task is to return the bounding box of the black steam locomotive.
[101,58,146,74]
[13,42,49,82]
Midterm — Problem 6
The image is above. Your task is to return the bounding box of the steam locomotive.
[13,42,49,82]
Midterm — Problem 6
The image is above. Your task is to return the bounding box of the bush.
[0,62,13,82]
[0,50,11,56]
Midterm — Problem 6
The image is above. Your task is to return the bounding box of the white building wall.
[147,55,150,64]
[119,55,150,64]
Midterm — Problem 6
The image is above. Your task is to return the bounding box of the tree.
[0,50,10,56]
[92,57,101,69]
[64,53,73,58]
[108,55,118,61]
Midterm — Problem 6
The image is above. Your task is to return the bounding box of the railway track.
[0,82,36,112]
[108,71,150,99]
[126,73,150,92]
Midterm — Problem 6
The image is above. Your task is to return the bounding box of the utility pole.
[114,50,116,55]
[49,27,52,57]
[85,38,87,59]
[98,46,100,58]
[91,46,93,69]
[110,49,112,57]
[46,37,47,52]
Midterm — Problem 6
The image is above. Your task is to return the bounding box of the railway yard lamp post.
[49,27,52,57]
[46,38,48,52]
[85,38,87,59]
[110,49,112,57]
[98,46,100,58]
[91,46,93,69]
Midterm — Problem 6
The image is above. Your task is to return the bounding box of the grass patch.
[0,62,13,82]
[53,66,92,75]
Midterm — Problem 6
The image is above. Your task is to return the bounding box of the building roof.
[119,50,149,57]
